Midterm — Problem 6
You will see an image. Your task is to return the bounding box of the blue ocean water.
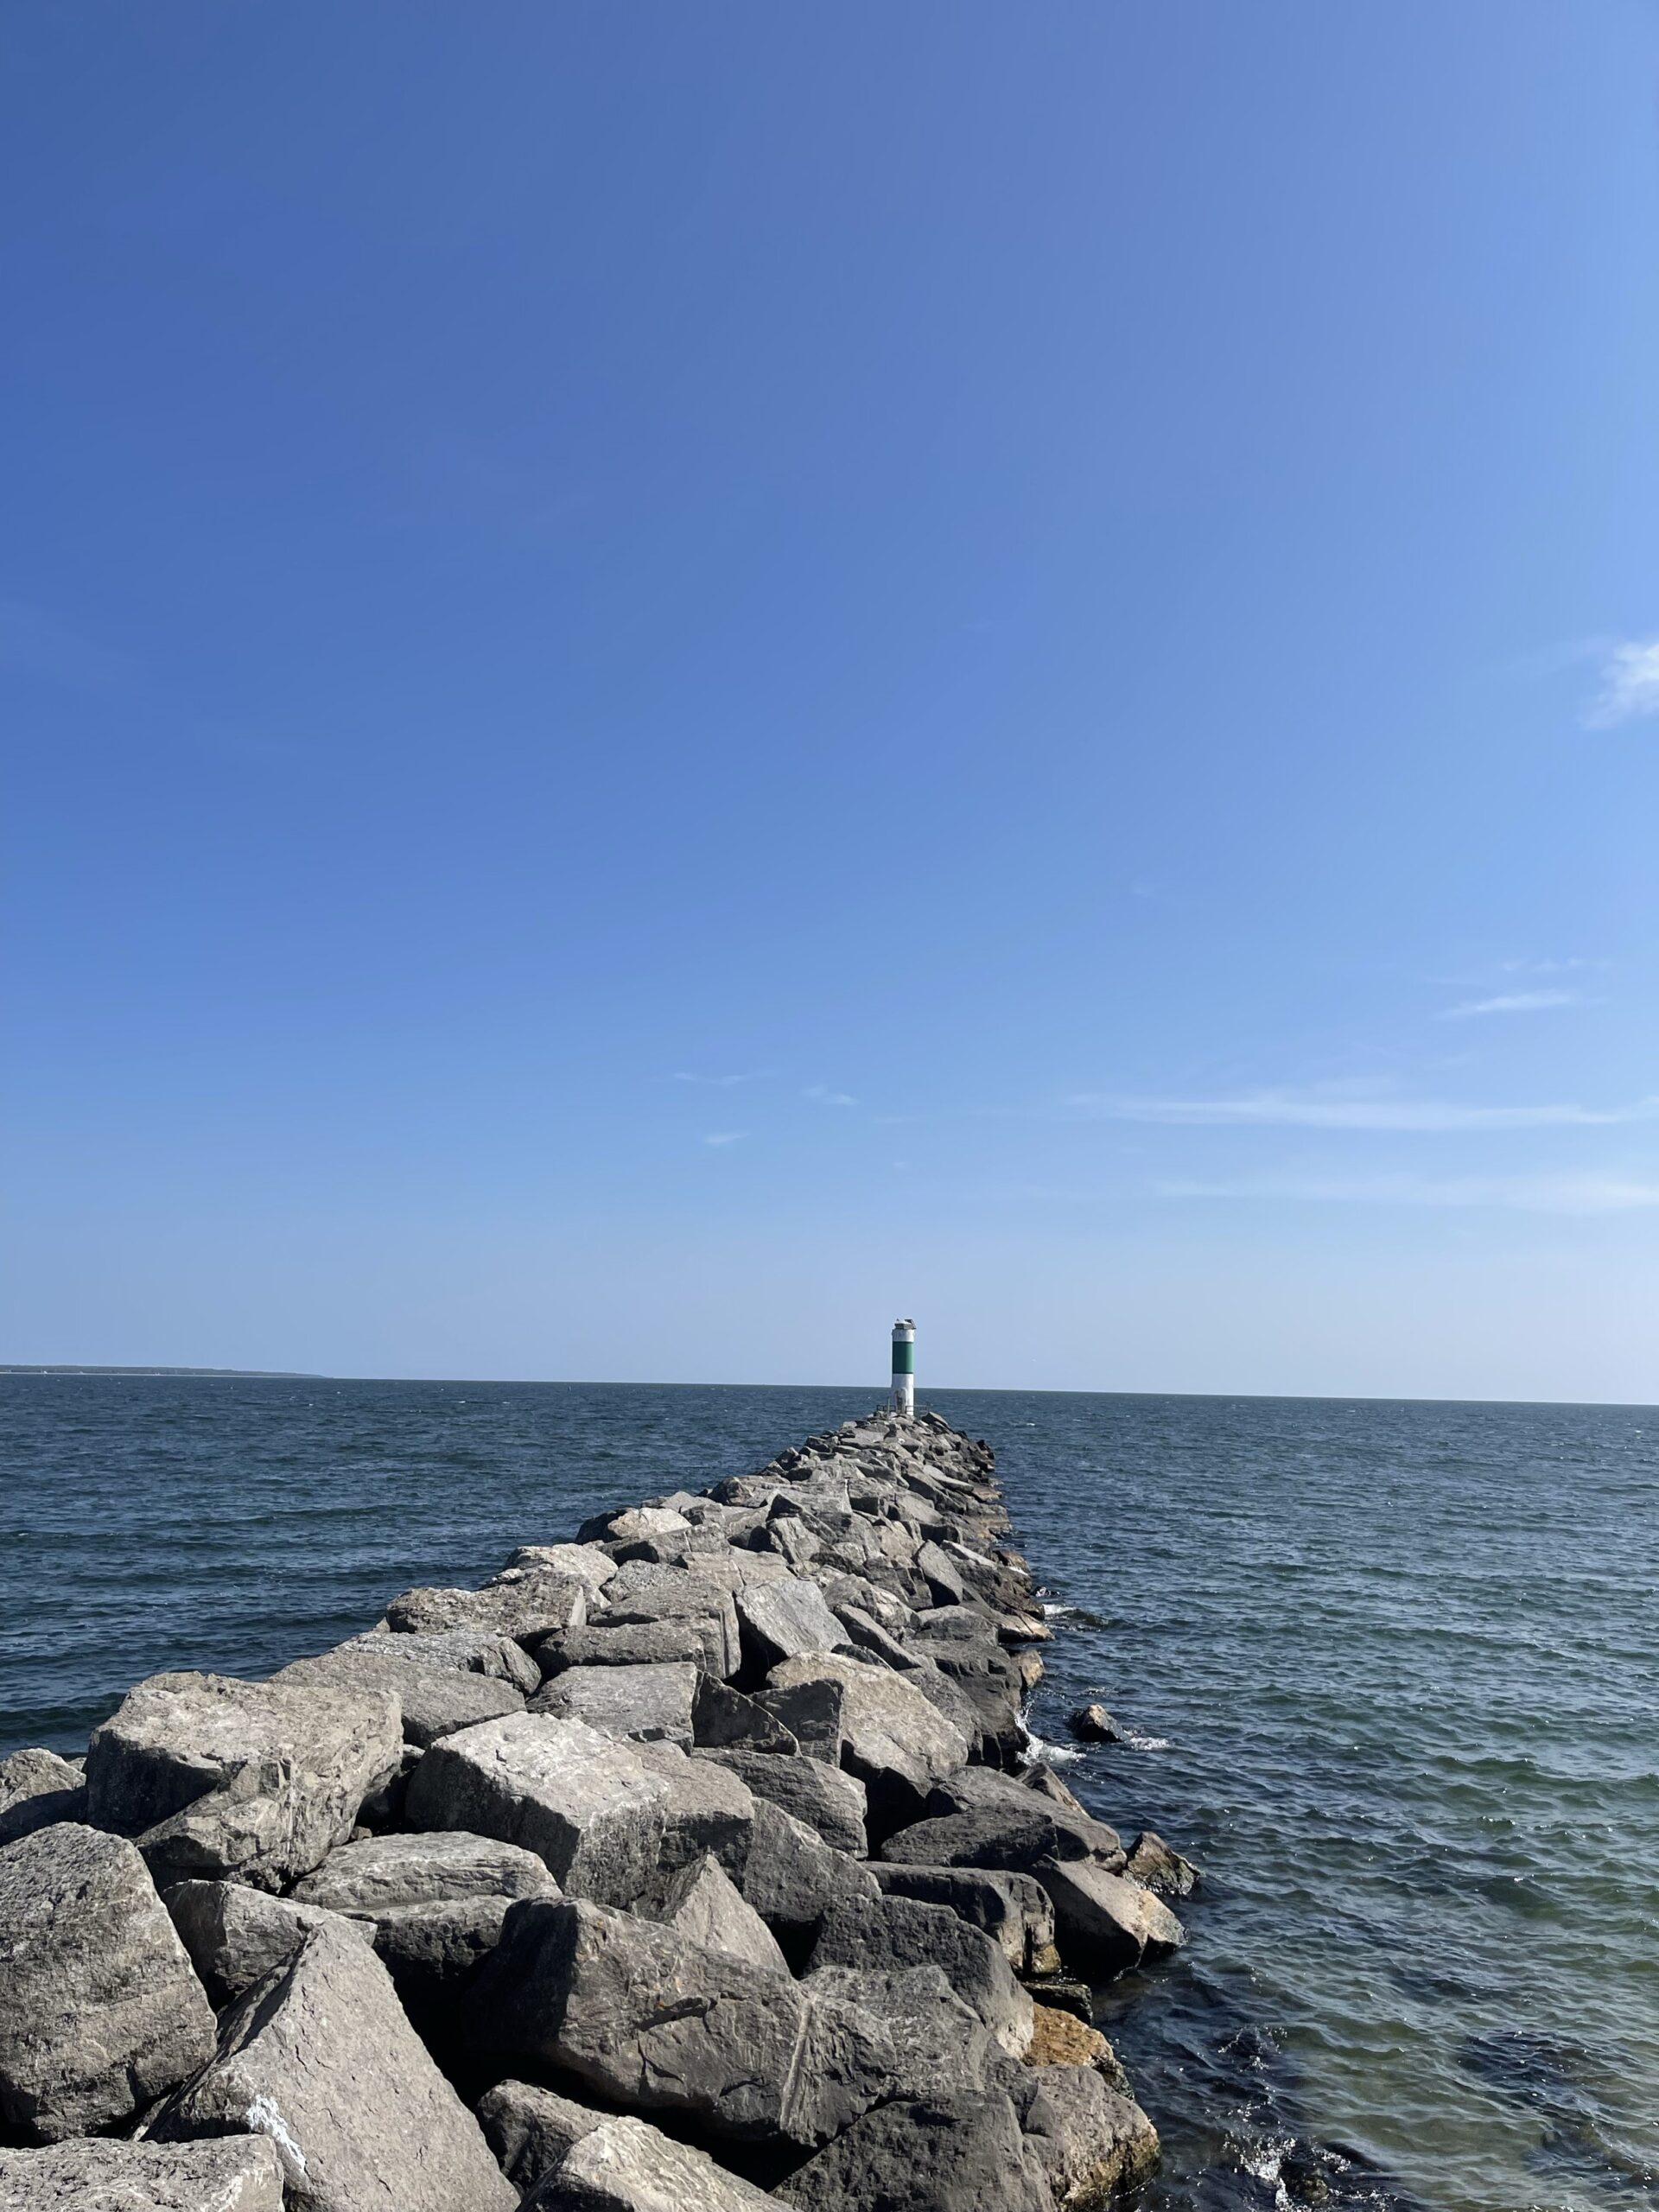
[2,1377,1655,2212]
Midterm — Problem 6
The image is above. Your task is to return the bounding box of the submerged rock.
[1124,1827,1198,1897]
[1067,1702,1121,1744]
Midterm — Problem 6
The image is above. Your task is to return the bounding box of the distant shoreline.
[0,1365,318,1378]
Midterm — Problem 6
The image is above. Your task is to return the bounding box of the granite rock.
[151,1926,514,2212]
[0,1822,216,2144]
[86,1671,402,1891]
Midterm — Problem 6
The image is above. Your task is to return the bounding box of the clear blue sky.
[4,3,1657,1399]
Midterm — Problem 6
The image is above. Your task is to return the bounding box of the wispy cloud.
[803,1084,857,1108]
[1070,1089,1656,1132]
[701,1130,747,1147]
[1438,990,1583,1019]
[1583,636,1659,728]
[1157,1170,1659,1215]
[673,1071,772,1089]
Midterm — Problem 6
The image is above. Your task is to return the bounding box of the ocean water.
[2,1376,1655,2212]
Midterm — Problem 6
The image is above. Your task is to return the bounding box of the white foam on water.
[1120,1726,1173,1751]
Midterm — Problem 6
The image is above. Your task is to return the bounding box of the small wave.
[1020,1732,1086,1768]
[1119,1726,1173,1751]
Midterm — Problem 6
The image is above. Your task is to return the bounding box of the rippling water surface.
[3,1377,1655,2212]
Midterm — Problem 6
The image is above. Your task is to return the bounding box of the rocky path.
[0,1410,1193,2211]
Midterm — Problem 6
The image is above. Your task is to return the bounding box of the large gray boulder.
[696,1746,868,1855]
[773,2089,1052,2212]
[404,1713,667,1904]
[928,1765,1123,1860]
[733,1800,879,1955]
[151,1926,514,2212]
[344,1626,540,1694]
[760,1654,968,1815]
[293,1827,556,1912]
[870,1860,1058,1972]
[462,1896,893,2149]
[1035,1859,1185,1974]
[164,1877,372,2005]
[496,1543,620,1600]
[273,1645,524,1746]
[0,1823,215,2143]
[477,2079,607,2194]
[798,1963,997,2102]
[809,1893,1033,2056]
[1010,2063,1160,2206]
[532,1661,698,1745]
[734,1579,848,1670]
[633,1741,757,1874]
[541,1619,718,1674]
[649,1852,789,1976]
[597,1567,741,1677]
[0,2135,285,2212]
[0,1750,86,1847]
[86,1672,402,1891]
[289,1826,556,2013]
[690,1675,799,1753]
[882,1796,1120,1876]
[385,1572,588,1641]
[523,2114,778,2211]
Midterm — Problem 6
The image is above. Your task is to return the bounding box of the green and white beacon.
[890,1319,916,1415]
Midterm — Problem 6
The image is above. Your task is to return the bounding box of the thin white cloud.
[1438,990,1582,1019]
[1157,1170,1659,1216]
[1495,957,1608,976]
[702,1130,747,1147]
[1070,1090,1656,1131]
[673,1071,772,1088]
[803,1084,857,1108]
[1583,637,1659,727]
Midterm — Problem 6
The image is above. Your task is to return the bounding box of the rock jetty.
[0,1408,1189,2212]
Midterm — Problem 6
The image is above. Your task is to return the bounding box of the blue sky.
[4,3,1658,1399]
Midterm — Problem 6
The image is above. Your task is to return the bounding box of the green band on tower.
[891,1342,916,1374]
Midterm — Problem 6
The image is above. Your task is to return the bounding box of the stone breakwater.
[0,1409,1195,2212]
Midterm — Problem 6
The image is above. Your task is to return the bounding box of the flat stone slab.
[523,2113,778,2211]
[532,1661,698,1745]
[86,1671,403,1891]
[0,1822,216,2144]
[734,1578,848,1669]
[404,1712,668,1905]
[152,1926,514,2212]
[273,1644,524,1746]
[0,2135,284,2212]
[345,1627,540,1694]
[293,1827,557,1912]
[385,1573,588,1641]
